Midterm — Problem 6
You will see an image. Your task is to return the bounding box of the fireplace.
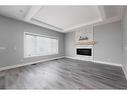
[75,46,93,61]
[77,48,92,56]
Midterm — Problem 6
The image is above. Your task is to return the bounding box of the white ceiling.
[0,6,31,20]
[33,6,101,30]
[103,6,124,19]
[0,6,124,33]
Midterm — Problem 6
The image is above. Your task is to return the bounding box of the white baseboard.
[64,56,94,62]
[65,56,127,80]
[1,56,126,80]
[0,56,64,72]
[121,65,127,80]
[93,60,122,67]
[64,56,122,67]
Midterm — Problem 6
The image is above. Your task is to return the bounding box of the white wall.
[65,21,122,65]
[121,7,127,76]
[94,21,122,64]
[65,32,75,57]
[0,15,65,68]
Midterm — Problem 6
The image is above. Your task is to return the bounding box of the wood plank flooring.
[0,58,127,89]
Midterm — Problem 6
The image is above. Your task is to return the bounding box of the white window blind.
[24,33,58,57]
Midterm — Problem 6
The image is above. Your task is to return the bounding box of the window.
[24,33,58,57]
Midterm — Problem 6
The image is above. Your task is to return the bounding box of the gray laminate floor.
[0,58,127,89]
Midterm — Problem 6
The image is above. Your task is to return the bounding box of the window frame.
[24,32,59,58]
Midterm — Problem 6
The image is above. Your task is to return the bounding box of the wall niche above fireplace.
[75,25,96,45]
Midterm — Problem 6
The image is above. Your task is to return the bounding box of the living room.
[0,4,126,91]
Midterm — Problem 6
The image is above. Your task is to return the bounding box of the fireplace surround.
[75,45,93,61]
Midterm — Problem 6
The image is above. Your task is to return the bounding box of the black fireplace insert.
[76,48,92,56]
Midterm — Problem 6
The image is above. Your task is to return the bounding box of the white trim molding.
[0,56,126,80]
[24,6,42,21]
[64,56,122,67]
[97,6,106,21]
[0,56,64,72]
[121,65,127,80]
[93,60,122,67]
[64,56,127,80]
[95,61,127,80]
[64,56,93,62]
[64,19,102,32]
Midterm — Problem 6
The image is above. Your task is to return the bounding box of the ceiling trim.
[63,19,102,32]
[94,16,121,26]
[29,18,64,32]
[24,6,42,21]
[27,6,103,32]
[94,7,125,26]
[23,6,124,33]
[118,6,125,19]
[97,6,106,20]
